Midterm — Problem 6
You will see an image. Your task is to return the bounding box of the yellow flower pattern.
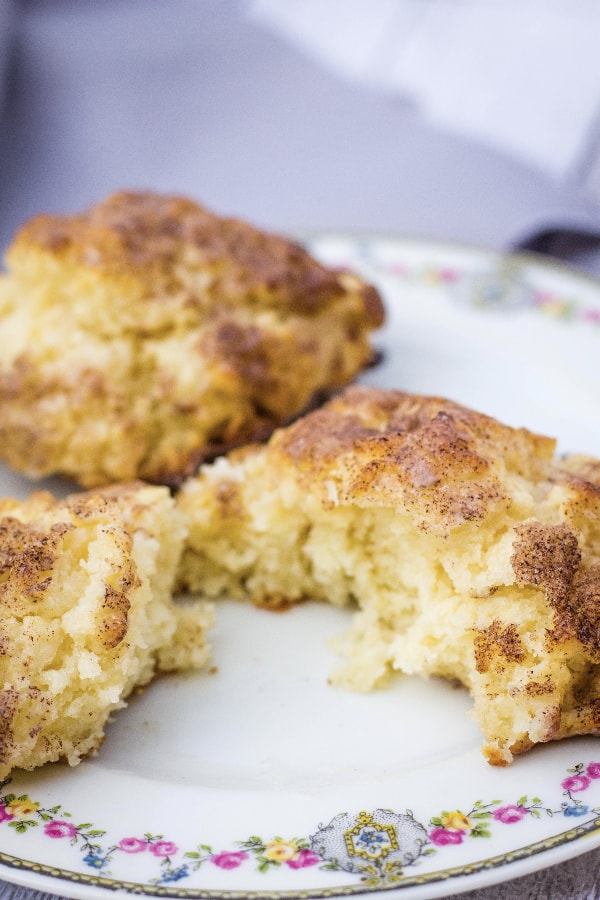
[6,798,39,818]
[441,811,472,831]
[263,840,298,862]
[0,755,597,890]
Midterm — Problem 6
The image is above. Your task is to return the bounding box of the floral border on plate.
[306,235,600,326]
[2,236,600,898]
[1,759,600,896]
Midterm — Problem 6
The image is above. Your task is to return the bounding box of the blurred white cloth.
[2,0,600,276]
[250,0,600,191]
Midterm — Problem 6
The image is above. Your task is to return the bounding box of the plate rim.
[1,231,600,900]
[297,229,600,296]
[1,811,600,900]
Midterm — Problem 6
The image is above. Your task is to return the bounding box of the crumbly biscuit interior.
[0,192,383,487]
[0,485,213,779]
[176,388,600,765]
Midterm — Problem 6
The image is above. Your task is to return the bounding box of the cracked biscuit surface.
[0,483,212,779]
[176,386,600,765]
[0,192,383,487]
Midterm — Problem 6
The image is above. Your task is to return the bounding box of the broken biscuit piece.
[0,483,212,779]
[176,386,600,765]
[0,192,383,487]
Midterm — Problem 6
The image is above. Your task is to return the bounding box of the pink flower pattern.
[0,757,599,888]
[492,805,527,824]
[211,850,249,870]
[0,244,598,888]
[561,774,591,793]
[0,805,14,825]
[43,820,77,839]
[429,827,464,846]
[118,837,147,853]
[286,848,320,869]
[149,840,178,858]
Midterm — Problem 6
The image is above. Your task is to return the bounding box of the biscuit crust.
[0,192,383,487]
[177,386,600,764]
[0,483,212,779]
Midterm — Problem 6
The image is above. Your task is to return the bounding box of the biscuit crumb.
[176,386,600,764]
[0,192,383,487]
[0,483,213,778]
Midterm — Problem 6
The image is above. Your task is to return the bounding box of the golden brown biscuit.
[176,386,600,765]
[0,192,383,487]
[0,482,212,779]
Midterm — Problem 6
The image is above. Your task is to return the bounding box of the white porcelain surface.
[0,235,599,900]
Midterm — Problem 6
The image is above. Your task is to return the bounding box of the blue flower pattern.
[0,757,598,890]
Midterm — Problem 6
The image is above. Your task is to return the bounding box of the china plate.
[1,234,600,900]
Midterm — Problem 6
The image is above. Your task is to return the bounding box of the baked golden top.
[274,387,600,660]
[272,386,556,528]
[11,191,384,331]
[0,192,383,487]
[0,489,138,654]
[177,386,600,764]
[0,482,212,778]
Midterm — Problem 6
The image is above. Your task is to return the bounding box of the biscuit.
[0,192,383,487]
[176,386,600,765]
[0,483,212,778]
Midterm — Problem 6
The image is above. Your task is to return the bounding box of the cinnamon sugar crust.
[273,387,555,527]
[0,192,383,487]
[20,192,384,322]
[0,483,212,779]
[177,386,600,765]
